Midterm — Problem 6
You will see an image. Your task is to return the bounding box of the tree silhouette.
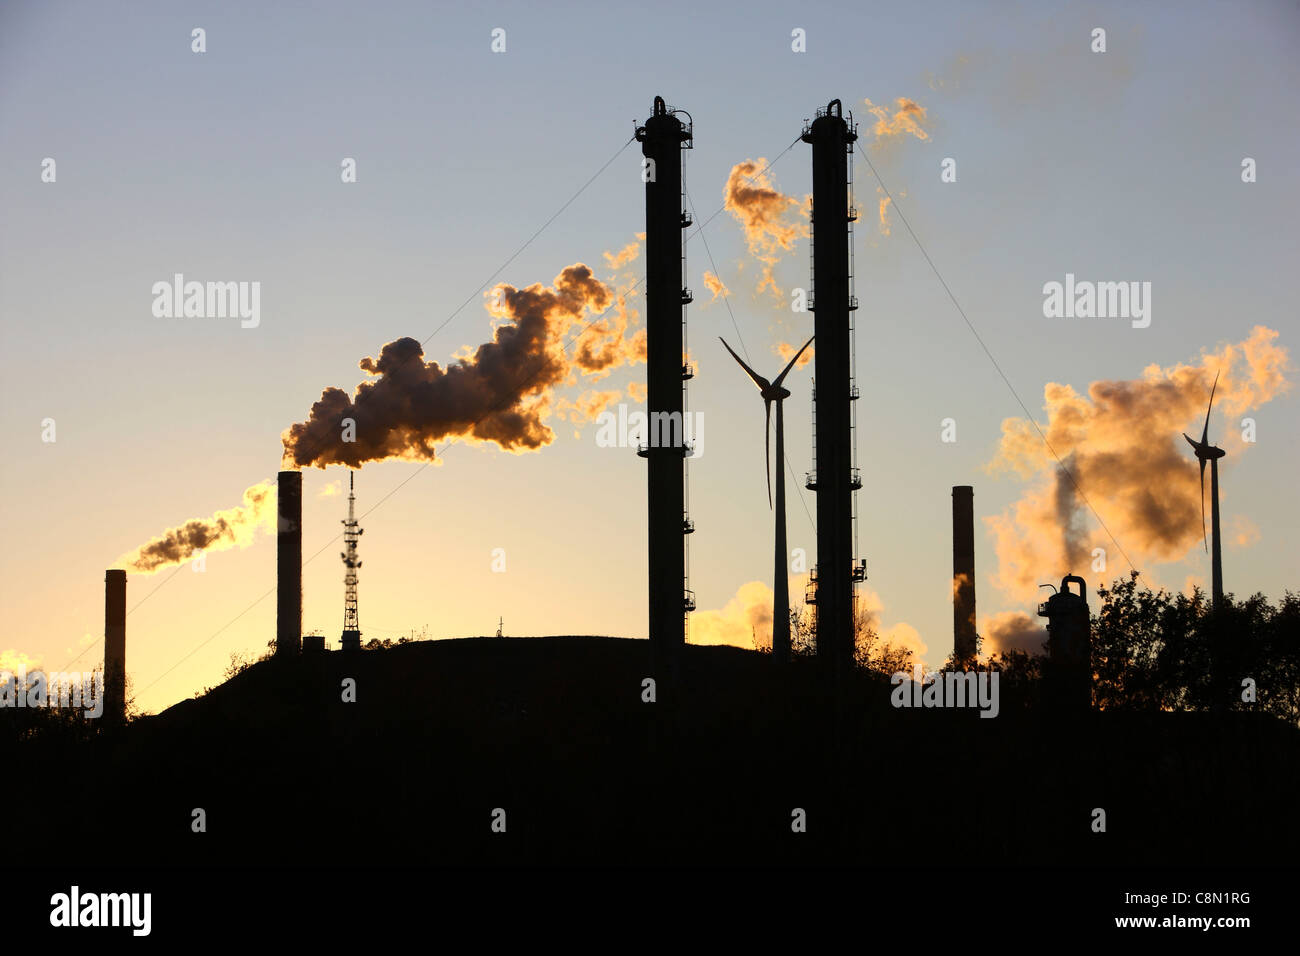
[985,571,1299,723]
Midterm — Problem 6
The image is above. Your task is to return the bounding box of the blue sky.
[2,0,1297,712]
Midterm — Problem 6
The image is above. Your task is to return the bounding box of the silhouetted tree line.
[988,572,1299,723]
[364,636,413,650]
[781,572,1297,724]
[787,600,916,675]
[0,665,141,746]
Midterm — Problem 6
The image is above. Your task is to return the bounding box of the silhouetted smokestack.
[104,569,126,724]
[636,95,693,675]
[802,100,858,672]
[277,470,302,656]
[1038,574,1092,713]
[952,486,977,666]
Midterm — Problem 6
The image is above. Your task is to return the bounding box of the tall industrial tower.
[103,569,127,725]
[276,470,303,656]
[802,100,863,672]
[952,486,977,666]
[636,96,694,671]
[340,471,363,651]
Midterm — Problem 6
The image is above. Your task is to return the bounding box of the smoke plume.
[117,480,277,574]
[981,611,1048,657]
[603,240,640,270]
[693,578,927,664]
[857,586,929,660]
[775,340,814,369]
[702,271,730,302]
[0,649,43,672]
[282,264,645,468]
[691,580,774,648]
[862,97,930,145]
[555,388,623,424]
[986,326,1291,601]
[723,159,807,299]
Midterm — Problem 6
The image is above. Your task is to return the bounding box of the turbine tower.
[1184,371,1226,608]
[720,335,814,663]
[340,471,363,651]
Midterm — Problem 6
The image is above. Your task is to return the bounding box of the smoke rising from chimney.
[856,96,928,236]
[985,326,1291,601]
[281,263,643,468]
[862,97,930,144]
[603,239,640,270]
[116,480,277,574]
[723,159,807,299]
[121,263,642,570]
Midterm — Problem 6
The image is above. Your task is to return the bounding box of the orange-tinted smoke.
[723,159,805,299]
[568,288,645,382]
[775,340,814,369]
[116,480,277,574]
[282,264,644,468]
[555,388,623,425]
[691,580,775,648]
[986,326,1291,601]
[702,271,730,302]
[603,240,640,270]
[693,578,926,668]
[862,97,931,144]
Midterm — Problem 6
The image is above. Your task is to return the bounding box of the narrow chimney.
[104,569,127,724]
[277,470,302,656]
[636,95,692,675]
[952,485,977,666]
[803,100,859,672]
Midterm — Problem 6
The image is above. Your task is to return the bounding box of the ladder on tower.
[846,140,861,570]
[805,380,817,490]
[679,124,694,636]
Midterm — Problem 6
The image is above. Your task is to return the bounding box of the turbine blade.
[1201,369,1219,445]
[764,398,773,509]
[772,335,815,389]
[719,337,769,392]
[1199,458,1208,553]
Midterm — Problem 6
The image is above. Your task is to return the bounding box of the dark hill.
[14,637,1299,865]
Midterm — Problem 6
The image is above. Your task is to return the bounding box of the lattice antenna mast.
[340,471,363,651]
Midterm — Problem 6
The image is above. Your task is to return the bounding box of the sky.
[1,0,1297,715]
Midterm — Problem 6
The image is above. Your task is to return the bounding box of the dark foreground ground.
[11,637,1299,866]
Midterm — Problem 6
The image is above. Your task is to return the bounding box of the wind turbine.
[1184,370,1226,608]
[720,334,814,663]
